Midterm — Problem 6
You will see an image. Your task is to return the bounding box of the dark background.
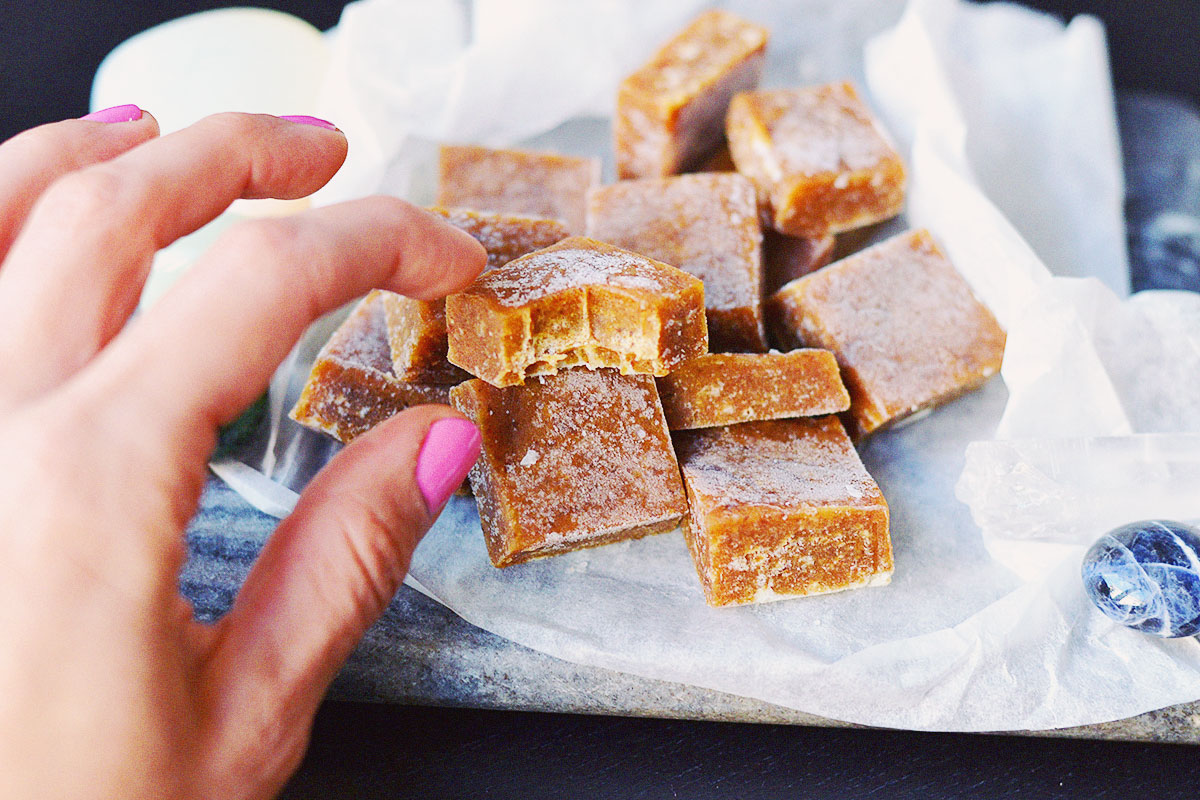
[3,2,1199,798]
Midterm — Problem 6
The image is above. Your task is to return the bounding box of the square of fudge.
[291,290,452,443]
[450,369,688,567]
[615,9,768,179]
[437,144,600,234]
[385,207,569,383]
[675,417,892,607]
[445,236,708,387]
[767,229,1006,438]
[587,172,766,352]
[655,351,849,431]
[726,82,906,238]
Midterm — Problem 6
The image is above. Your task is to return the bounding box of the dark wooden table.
[6,2,1200,798]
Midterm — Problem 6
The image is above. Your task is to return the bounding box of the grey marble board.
[184,476,1200,745]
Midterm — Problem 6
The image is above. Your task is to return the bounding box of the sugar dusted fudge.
[385,208,569,383]
[675,417,892,607]
[451,369,688,567]
[656,351,849,431]
[437,144,600,234]
[767,229,1006,439]
[446,236,708,387]
[291,290,452,443]
[587,172,766,352]
[763,230,835,296]
[616,9,768,179]
[726,82,906,237]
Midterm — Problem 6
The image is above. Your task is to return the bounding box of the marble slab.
[184,477,1200,744]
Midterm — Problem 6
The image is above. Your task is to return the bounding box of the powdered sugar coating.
[732,83,899,178]
[676,417,882,510]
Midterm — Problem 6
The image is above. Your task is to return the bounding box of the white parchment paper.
[209,0,1200,730]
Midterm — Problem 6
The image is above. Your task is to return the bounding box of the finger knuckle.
[335,497,423,619]
[39,164,137,226]
[198,111,265,143]
[219,217,305,266]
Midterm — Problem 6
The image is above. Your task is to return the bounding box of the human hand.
[0,107,486,799]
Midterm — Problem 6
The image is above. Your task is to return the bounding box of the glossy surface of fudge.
[436,144,600,234]
[451,369,688,567]
[615,9,768,179]
[726,82,906,237]
[587,172,765,352]
[762,230,835,296]
[291,290,452,443]
[446,236,708,387]
[656,351,849,431]
[386,208,569,383]
[767,229,1006,438]
[675,417,892,607]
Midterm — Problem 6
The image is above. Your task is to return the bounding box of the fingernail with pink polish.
[278,114,340,132]
[416,418,481,513]
[81,104,143,123]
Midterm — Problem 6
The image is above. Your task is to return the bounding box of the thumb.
[199,405,480,781]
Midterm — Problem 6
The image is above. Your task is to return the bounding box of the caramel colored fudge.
[291,290,452,443]
[587,173,765,352]
[616,9,768,179]
[437,144,600,234]
[385,208,570,383]
[768,229,1006,439]
[446,236,708,387]
[726,82,906,237]
[675,417,892,607]
[451,369,688,567]
[656,351,849,431]
[763,230,835,295]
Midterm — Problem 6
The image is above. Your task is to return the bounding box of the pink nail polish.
[81,104,143,123]
[415,418,481,513]
[278,114,340,132]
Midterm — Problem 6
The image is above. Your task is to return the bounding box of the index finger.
[70,196,486,463]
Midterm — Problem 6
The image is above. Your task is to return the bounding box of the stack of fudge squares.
[292,9,1006,607]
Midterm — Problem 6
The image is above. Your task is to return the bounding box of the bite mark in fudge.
[436,144,600,235]
[586,172,766,352]
[675,417,892,607]
[290,290,452,443]
[615,9,768,179]
[386,208,570,384]
[450,369,688,567]
[446,236,708,387]
[767,229,1006,439]
[655,351,849,431]
[726,82,906,238]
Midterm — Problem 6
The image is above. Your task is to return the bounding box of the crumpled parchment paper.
[210,0,1200,731]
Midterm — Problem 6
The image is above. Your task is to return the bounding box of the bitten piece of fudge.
[446,237,708,387]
